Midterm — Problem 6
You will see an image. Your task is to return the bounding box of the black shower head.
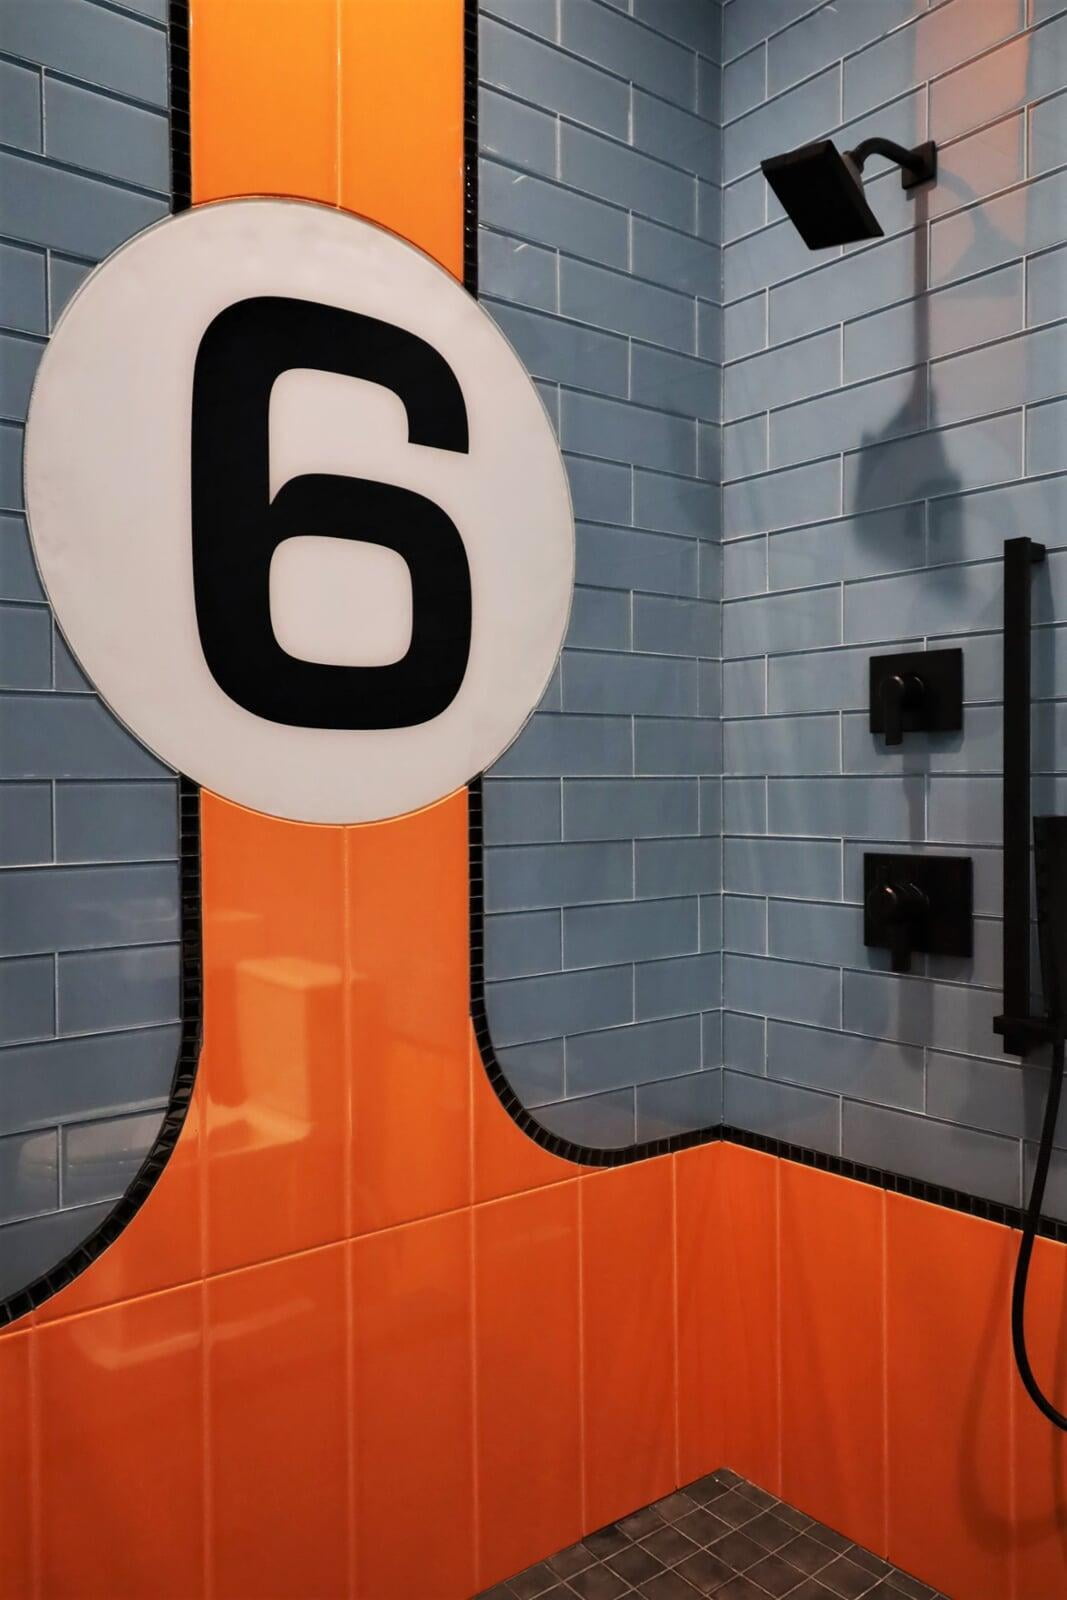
[761,136,937,250]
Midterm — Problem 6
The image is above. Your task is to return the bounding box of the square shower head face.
[761,139,885,249]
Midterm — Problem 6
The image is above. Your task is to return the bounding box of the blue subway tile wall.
[480,0,723,1147]
[720,0,1067,1217]
[0,0,179,1297]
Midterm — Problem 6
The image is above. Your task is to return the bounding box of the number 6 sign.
[24,199,574,823]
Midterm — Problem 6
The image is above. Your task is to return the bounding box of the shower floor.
[478,1470,948,1600]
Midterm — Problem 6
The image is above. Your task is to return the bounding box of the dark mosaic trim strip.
[480,1468,948,1600]
[723,1125,1067,1246]
[0,7,203,1329]
[168,0,191,210]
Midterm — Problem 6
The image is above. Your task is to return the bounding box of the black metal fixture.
[863,853,972,974]
[761,136,937,249]
[869,647,963,747]
[987,537,1067,1432]
[993,536,1050,1055]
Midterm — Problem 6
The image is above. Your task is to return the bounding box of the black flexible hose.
[1011,1037,1067,1430]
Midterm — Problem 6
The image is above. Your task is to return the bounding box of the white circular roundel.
[24,199,574,824]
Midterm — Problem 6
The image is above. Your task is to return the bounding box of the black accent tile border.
[0,5,202,1329]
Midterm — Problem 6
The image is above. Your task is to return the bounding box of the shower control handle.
[869,648,963,747]
[866,879,929,973]
[880,672,924,747]
[863,853,972,975]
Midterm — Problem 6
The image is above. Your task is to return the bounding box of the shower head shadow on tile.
[761,136,937,249]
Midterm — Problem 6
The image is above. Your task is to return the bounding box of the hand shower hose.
[1012,1036,1067,1430]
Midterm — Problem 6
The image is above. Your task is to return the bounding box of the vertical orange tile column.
[191,3,475,1596]
[582,1158,678,1530]
[885,1194,1015,1598]
[1011,1235,1067,1597]
[779,1164,886,1556]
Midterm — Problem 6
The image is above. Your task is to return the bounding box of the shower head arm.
[845,137,937,191]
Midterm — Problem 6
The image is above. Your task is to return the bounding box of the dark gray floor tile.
[774,1505,813,1535]
[639,1571,702,1600]
[608,1544,665,1586]
[709,1492,760,1530]
[511,1563,560,1599]
[567,1563,633,1600]
[619,1507,668,1541]
[675,1508,731,1549]
[734,1484,778,1514]
[846,1549,891,1581]
[549,1544,597,1580]
[689,1475,735,1508]
[716,1578,769,1599]
[586,1526,634,1561]
[806,1525,851,1557]
[642,1526,702,1568]
[654,1491,701,1525]
[708,1530,766,1572]
[674,1548,735,1594]
[745,1552,807,1596]
[778,1534,837,1576]
[816,1556,880,1599]
[742,1512,796,1553]
[884,1575,937,1600]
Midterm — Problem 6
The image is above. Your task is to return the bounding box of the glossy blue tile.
[481,15,629,138]
[498,1037,565,1107]
[722,1011,766,1073]
[767,776,924,840]
[0,58,41,152]
[57,942,179,1036]
[534,1087,636,1148]
[0,1128,58,1225]
[0,242,47,335]
[479,85,558,177]
[566,1014,702,1093]
[562,0,698,105]
[724,953,841,1029]
[560,122,696,233]
[635,1068,722,1139]
[563,778,699,840]
[843,1099,1021,1207]
[486,964,633,1047]
[724,1069,841,1154]
[493,712,633,777]
[485,841,633,913]
[61,1108,164,1208]
[0,955,54,1046]
[563,897,698,968]
[0,1026,180,1136]
[724,457,841,538]
[480,158,628,268]
[635,954,720,1021]
[725,835,842,900]
[484,911,563,981]
[634,717,720,776]
[43,75,168,191]
[724,895,766,956]
[768,1020,925,1111]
